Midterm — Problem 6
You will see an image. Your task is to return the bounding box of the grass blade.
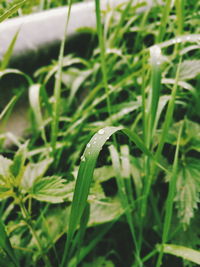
[0,30,19,70]
[157,244,200,265]
[0,0,28,22]
[51,0,73,154]
[156,122,183,267]
[61,126,168,266]
[0,219,19,267]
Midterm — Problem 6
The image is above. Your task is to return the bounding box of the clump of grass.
[0,0,200,266]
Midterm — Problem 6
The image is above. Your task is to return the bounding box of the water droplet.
[186,36,191,41]
[98,129,105,135]
[176,38,181,43]
[87,143,91,148]
[81,155,86,162]
[93,141,96,144]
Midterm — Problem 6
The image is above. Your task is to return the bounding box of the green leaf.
[0,30,19,70]
[0,155,12,177]
[89,198,123,226]
[9,143,27,179]
[62,126,165,266]
[160,244,200,265]
[179,60,200,80]
[0,220,19,267]
[0,0,28,22]
[166,119,200,152]
[174,158,200,226]
[21,158,52,190]
[0,156,13,200]
[30,176,68,203]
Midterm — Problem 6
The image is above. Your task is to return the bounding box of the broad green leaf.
[0,155,12,177]
[21,158,52,190]
[0,156,13,200]
[159,244,200,265]
[0,220,19,267]
[174,158,200,226]
[89,198,123,226]
[179,60,200,80]
[30,176,68,203]
[166,119,200,152]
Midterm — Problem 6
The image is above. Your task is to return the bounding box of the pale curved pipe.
[0,0,158,65]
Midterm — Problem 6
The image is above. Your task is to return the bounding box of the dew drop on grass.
[87,143,91,148]
[98,129,105,135]
[81,155,86,162]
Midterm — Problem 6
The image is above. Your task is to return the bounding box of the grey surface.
[0,0,158,65]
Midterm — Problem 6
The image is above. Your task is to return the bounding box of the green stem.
[51,0,72,154]
[95,0,112,118]
[18,199,52,267]
[156,123,183,267]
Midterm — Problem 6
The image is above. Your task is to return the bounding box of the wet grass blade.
[61,126,168,266]
[0,219,19,267]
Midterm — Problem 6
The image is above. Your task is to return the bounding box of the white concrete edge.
[0,0,159,60]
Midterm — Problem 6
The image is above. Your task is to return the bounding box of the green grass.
[0,0,200,266]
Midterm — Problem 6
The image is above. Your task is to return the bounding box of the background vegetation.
[0,0,200,266]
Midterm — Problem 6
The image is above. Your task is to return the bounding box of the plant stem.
[95,0,112,118]
[156,123,183,267]
[18,199,52,267]
[51,0,72,154]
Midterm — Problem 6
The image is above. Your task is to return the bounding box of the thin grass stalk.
[140,57,182,223]
[50,0,72,154]
[156,122,183,267]
[109,0,134,47]
[109,145,142,266]
[175,0,185,36]
[18,200,52,267]
[95,0,112,118]
[139,46,163,222]
[156,0,173,43]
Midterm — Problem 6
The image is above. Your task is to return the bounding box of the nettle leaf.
[166,119,200,152]
[160,244,200,265]
[0,156,13,200]
[0,155,12,177]
[89,198,123,226]
[174,158,200,226]
[30,176,68,203]
[179,60,200,80]
[21,158,52,190]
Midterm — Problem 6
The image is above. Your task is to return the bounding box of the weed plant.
[0,0,200,266]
